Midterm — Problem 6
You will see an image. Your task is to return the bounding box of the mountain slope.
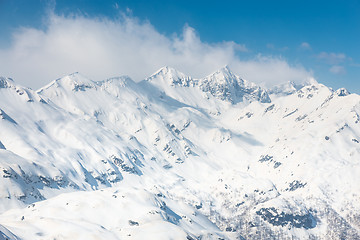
[0,68,359,239]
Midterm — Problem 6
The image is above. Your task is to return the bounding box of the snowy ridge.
[0,67,359,239]
[268,78,321,97]
[37,72,97,94]
[145,66,271,105]
[269,81,304,96]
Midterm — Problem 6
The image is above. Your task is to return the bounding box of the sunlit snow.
[0,67,359,239]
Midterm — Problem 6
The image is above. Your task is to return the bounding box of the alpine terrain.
[0,66,359,239]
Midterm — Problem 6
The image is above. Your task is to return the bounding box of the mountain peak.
[304,77,319,86]
[155,66,176,73]
[336,87,350,97]
[150,66,189,79]
[38,72,96,93]
[199,67,271,103]
[146,66,194,87]
[204,66,237,85]
[218,65,232,74]
[0,77,16,89]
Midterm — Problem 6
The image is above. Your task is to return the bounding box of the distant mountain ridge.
[0,67,359,240]
[145,66,271,104]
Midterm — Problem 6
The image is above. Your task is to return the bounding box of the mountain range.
[0,66,359,239]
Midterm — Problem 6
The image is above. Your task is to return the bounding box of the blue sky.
[0,0,359,93]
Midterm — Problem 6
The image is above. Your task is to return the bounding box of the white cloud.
[329,65,346,74]
[233,43,248,52]
[230,55,313,87]
[266,43,288,52]
[266,43,275,50]
[300,42,311,50]
[316,52,347,65]
[0,12,312,89]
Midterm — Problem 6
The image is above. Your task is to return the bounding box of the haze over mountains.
[0,66,359,239]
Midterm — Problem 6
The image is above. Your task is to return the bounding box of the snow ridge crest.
[146,66,271,104]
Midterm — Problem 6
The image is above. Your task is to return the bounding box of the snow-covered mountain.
[0,67,359,239]
[198,66,271,103]
[144,66,270,106]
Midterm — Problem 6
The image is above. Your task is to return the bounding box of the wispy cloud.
[350,62,360,67]
[266,43,275,50]
[315,51,349,75]
[300,42,311,50]
[113,3,119,10]
[231,55,313,87]
[0,12,312,89]
[234,43,248,52]
[329,65,346,74]
[266,43,289,52]
[316,52,347,65]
